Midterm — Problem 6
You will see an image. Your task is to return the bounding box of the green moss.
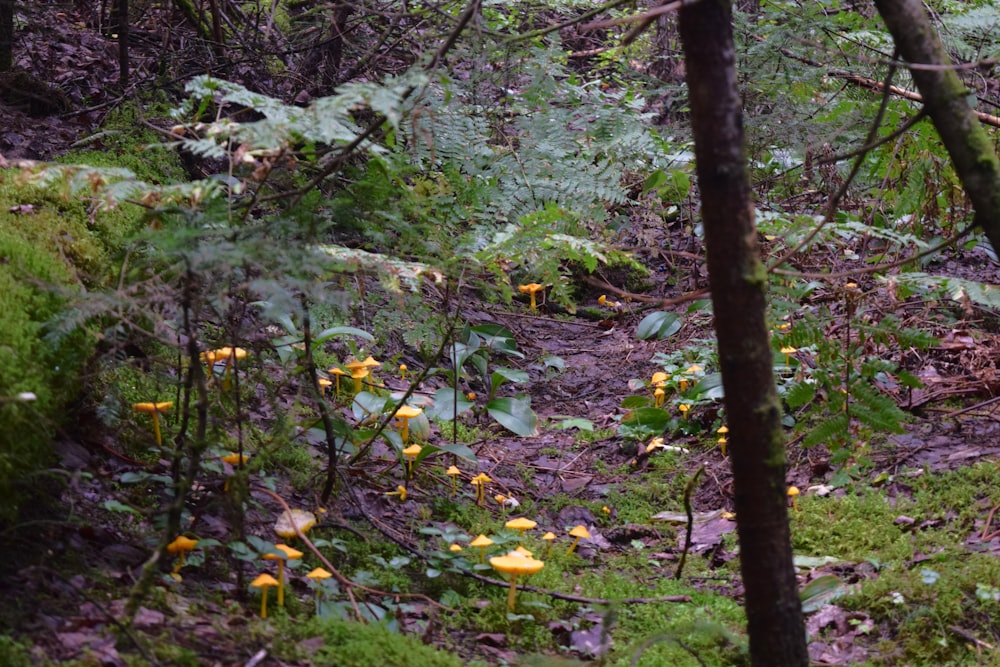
[0,102,188,523]
[280,616,470,666]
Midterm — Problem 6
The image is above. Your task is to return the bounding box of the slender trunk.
[678,1,809,664]
[875,0,1000,253]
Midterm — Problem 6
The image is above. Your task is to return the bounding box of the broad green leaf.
[314,326,374,343]
[636,311,683,340]
[491,367,529,395]
[622,407,672,429]
[423,442,478,463]
[553,417,594,431]
[690,373,724,400]
[426,387,474,420]
[800,574,852,613]
[103,500,141,515]
[621,395,651,409]
[487,396,538,436]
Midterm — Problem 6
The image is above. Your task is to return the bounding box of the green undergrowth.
[268,615,479,666]
[789,462,1000,664]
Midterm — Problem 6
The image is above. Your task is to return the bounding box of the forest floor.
[7,4,1000,667]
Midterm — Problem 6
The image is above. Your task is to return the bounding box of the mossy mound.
[0,103,186,523]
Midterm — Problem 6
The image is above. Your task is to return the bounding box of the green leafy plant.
[427,323,538,437]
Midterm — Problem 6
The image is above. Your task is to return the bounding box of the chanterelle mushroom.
[490,552,545,610]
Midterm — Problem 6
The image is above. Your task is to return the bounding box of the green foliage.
[0,636,36,667]
[278,616,472,666]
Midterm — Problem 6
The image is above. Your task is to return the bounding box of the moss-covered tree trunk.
[678,1,808,664]
[875,0,1000,253]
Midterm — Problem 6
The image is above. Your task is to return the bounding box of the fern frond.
[802,413,849,448]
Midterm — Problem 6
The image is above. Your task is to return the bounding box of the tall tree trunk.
[875,0,1000,254]
[0,0,13,72]
[678,1,809,665]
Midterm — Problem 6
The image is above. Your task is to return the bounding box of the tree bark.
[678,1,809,665]
[874,0,1000,253]
[0,0,13,72]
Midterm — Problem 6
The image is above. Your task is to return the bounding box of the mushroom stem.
[277,561,285,607]
[506,575,519,611]
[151,412,163,447]
[567,537,582,555]
[400,417,411,445]
[261,587,269,618]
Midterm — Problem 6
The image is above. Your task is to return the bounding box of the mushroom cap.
[568,525,591,540]
[780,346,798,354]
[167,535,198,554]
[201,347,248,363]
[505,517,537,532]
[787,486,800,497]
[514,546,534,557]
[344,359,368,371]
[469,534,494,548]
[133,401,174,414]
[251,573,279,588]
[653,387,665,398]
[274,509,317,539]
[542,532,557,541]
[685,364,703,373]
[350,368,369,380]
[264,544,303,561]
[449,544,463,553]
[221,452,249,465]
[395,405,423,419]
[717,425,729,434]
[517,283,544,294]
[471,473,492,485]
[402,444,423,458]
[328,367,348,377]
[489,554,545,576]
[651,371,669,385]
[678,404,690,412]
[360,355,382,369]
[306,567,333,581]
[446,465,461,476]
[318,378,332,387]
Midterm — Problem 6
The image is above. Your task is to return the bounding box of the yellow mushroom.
[566,525,591,555]
[402,443,422,478]
[469,534,494,564]
[541,531,557,558]
[328,367,348,398]
[273,509,317,542]
[166,535,198,573]
[490,552,545,611]
[504,517,537,544]
[445,465,461,496]
[306,567,333,613]
[263,544,302,607]
[385,485,408,502]
[517,283,545,311]
[470,473,492,506]
[250,573,279,618]
[132,401,173,447]
[395,405,424,445]
[787,486,801,511]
